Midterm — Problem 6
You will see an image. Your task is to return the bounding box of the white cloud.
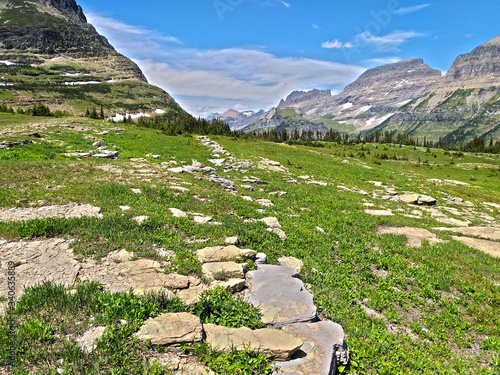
[312,24,320,29]
[135,49,364,115]
[321,39,354,49]
[281,1,290,8]
[394,4,431,15]
[87,13,181,53]
[88,14,364,116]
[356,30,423,52]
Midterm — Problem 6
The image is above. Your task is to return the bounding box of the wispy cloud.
[136,49,364,115]
[312,24,320,29]
[355,30,423,52]
[321,39,354,49]
[89,14,364,116]
[87,13,181,53]
[394,3,431,15]
[280,1,290,8]
[263,0,291,8]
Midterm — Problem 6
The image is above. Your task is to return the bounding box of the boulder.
[135,312,203,345]
[277,257,304,273]
[193,216,212,224]
[203,324,303,361]
[275,321,349,374]
[169,208,188,218]
[225,236,239,245]
[245,265,317,328]
[398,193,419,204]
[417,195,437,206]
[256,199,274,207]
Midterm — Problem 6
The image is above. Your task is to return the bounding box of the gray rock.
[245,265,317,328]
[209,176,235,189]
[274,321,349,375]
[76,326,106,353]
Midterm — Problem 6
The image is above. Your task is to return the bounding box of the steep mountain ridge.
[0,0,185,116]
[233,35,500,145]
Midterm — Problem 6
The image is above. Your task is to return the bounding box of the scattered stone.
[256,199,273,207]
[209,176,235,189]
[258,158,288,173]
[242,178,268,185]
[169,208,188,218]
[276,322,349,374]
[268,227,287,240]
[202,262,247,279]
[241,195,253,201]
[485,202,500,210]
[316,226,325,233]
[245,265,317,328]
[92,140,101,148]
[93,150,119,159]
[298,176,310,180]
[204,324,303,361]
[452,236,500,258]
[277,257,304,273]
[168,167,185,173]
[119,205,131,211]
[193,216,212,224]
[364,209,394,216]
[368,181,383,187]
[0,203,103,222]
[176,284,208,306]
[76,326,106,353]
[135,313,203,345]
[434,217,471,227]
[211,278,247,293]
[260,217,281,228]
[132,216,149,225]
[170,186,189,192]
[417,195,437,206]
[208,158,226,166]
[225,236,239,245]
[131,188,142,194]
[192,159,205,168]
[377,226,444,248]
[183,166,201,173]
[398,193,420,204]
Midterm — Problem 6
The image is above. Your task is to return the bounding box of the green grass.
[1,118,500,374]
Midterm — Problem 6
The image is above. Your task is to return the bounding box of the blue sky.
[78,0,500,116]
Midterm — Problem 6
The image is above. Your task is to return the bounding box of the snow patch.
[0,60,16,66]
[365,113,394,128]
[51,57,62,61]
[63,72,81,77]
[338,102,353,112]
[397,99,412,107]
[154,109,165,114]
[0,83,14,86]
[109,113,152,122]
[63,81,101,86]
[355,105,372,115]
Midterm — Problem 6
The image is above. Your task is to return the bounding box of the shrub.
[191,287,265,329]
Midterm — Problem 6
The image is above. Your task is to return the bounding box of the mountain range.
[221,35,500,146]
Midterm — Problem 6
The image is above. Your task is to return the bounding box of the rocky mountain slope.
[233,35,500,145]
[374,35,500,144]
[0,0,185,116]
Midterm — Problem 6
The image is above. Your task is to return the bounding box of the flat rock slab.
[365,209,394,216]
[135,313,203,345]
[202,261,247,279]
[245,265,317,328]
[452,236,500,258]
[377,226,444,248]
[203,323,303,361]
[0,203,103,222]
[433,227,500,241]
[274,321,349,375]
[196,245,256,263]
[0,239,80,297]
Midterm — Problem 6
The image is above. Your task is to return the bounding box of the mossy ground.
[0,116,499,374]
